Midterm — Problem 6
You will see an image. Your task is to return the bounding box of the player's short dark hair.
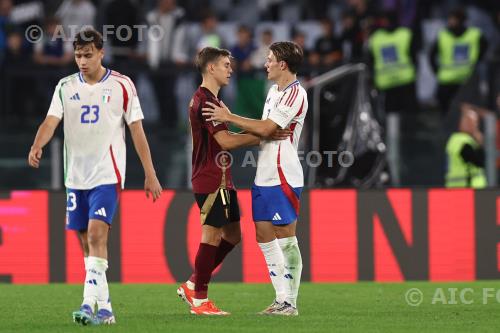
[195,47,231,74]
[73,28,103,50]
[269,41,303,74]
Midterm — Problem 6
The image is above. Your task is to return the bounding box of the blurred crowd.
[1,0,500,132]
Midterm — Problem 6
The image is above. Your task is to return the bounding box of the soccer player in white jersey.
[28,29,162,325]
[203,41,307,316]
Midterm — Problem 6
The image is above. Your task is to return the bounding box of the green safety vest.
[445,132,486,188]
[437,27,481,84]
[369,27,416,90]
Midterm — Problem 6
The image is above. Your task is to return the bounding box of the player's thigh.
[254,221,276,243]
[87,219,110,245]
[201,224,222,246]
[87,184,119,228]
[274,220,297,239]
[194,190,239,229]
[66,189,90,231]
[221,221,241,245]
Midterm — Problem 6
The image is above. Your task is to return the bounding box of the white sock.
[278,237,303,308]
[192,298,208,307]
[83,256,112,312]
[258,239,287,303]
[186,280,195,290]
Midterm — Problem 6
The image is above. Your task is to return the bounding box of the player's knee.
[222,227,241,245]
[201,232,221,246]
[87,231,106,249]
[223,233,241,245]
[255,230,274,243]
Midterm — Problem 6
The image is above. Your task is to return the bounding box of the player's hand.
[270,128,292,140]
[202,100,232,123]
[28,146,43,168]
[144,175,162,202]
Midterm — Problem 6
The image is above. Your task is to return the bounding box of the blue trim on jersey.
[251,184,302,225]
[66,184,119,230]
[282,80,299,92]
[99,68,111,83]
[78,68,111,84]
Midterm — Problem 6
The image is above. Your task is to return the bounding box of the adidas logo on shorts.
[272,213,282,221]
[94,207,107,217]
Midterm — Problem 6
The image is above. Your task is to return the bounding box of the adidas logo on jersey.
[70,93,80,100]
[272,213,282,221]
[94,208,107,217]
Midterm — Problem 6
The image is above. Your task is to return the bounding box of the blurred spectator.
[33,16,72,116]
[102,0,142,65]
[367,10,418,114]
[56,0,96,38]
[33,17,72,66]
[291,29,310,77]
[445,107,486,188]
[346,0,377,55]
[250,29,273,69]
[257,0,283,21]
[230,25,254,74]
[146,0,186,128]
[430,8,488,116]
[0,0,13,65]
[309,18,343,70]
[4,29,28,63]
[340,10,364,61]
[233,24,267,127]
[196,11,222,51]
[4,29,34,122]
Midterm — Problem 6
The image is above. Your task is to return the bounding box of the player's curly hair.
[195,47,231,74]
[270,41,303,74]
[73,28,104,50]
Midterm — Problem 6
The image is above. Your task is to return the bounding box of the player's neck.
[276,73,297,91]
[82,66,106,85]
[200,79,221,97]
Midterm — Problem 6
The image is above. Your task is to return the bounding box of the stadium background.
[2,0,500,285]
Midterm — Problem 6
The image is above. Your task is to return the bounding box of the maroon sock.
[213,238,236,271]
[193,243,217,299]
[189,239,236,283]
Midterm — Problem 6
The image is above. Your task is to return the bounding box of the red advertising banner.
[1,189,500,283]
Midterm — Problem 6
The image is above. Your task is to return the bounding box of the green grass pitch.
[1,282,500,332]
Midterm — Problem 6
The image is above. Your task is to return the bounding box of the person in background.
[56,0,96,38]
[309,18,343,70]
[196,11,222,51]
[250,29,273,69]
[0,0,13,65]
[33,17,72,67]
[367,10,418,114]
[445,105,487,188]
[230,25,254,74]
[430,7,488,116]
[146,0,186,129]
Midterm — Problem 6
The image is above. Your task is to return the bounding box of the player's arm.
[203,101,279,138]
[28,115,61,168]
[128,120,162,202]
[213,130,260,151]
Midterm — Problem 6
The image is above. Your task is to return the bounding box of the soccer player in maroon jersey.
[176,47,266,315]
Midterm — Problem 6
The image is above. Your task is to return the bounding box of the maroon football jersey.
[189,86,234,193]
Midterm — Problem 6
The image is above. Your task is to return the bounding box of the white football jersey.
[255,80,308,187]
[47,69,144,190]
